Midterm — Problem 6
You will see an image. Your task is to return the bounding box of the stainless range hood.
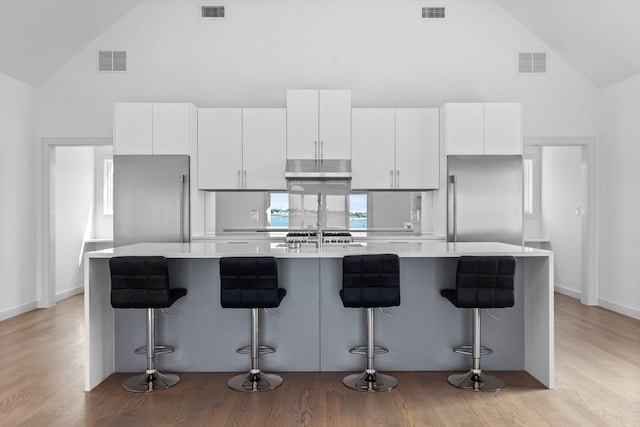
[285,159,352,180]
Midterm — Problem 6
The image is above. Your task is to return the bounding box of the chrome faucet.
[316,192,324,249]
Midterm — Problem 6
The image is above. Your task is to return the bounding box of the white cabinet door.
[152,103,191,155]
[351,108,396,190]
[442,103,484,155]
[395,108,439,189]
[484,103,522,155]
[318,90,351,159]
[113,103,152,155]
[197,108,242,189]
[286,90,319,159]
[243,108,287,190]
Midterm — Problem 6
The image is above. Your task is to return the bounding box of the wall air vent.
[519,52,546,73]
[422,7,446,19]
[98,50,127,72]
[201,5,225,18]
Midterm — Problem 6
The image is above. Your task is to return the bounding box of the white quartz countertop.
[87,241,551,259]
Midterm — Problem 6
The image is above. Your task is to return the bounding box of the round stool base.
[447,370,505,392]
[227,371,283,392]
[343,371,398,392]
[122,371,180,393]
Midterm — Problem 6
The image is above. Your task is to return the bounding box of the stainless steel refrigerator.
[447,155,523,246]
[113,155,190,247]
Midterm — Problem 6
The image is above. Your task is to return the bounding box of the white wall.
[599,73,640,319]
[54,146,95,300]
[541,146,583,297]
[0,73,38,320]
[36,0,599,139]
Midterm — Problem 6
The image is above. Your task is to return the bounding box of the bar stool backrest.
[109,256,175,309]
[219,257,285,309]
[341,254,400,308]
[454,256,516,309]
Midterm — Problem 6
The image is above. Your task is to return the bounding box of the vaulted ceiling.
[1,0,638,88]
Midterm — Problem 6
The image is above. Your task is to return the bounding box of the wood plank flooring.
[1,293,638,426]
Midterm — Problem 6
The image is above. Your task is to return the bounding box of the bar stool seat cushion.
[341,254,400,308]
[220,257,286,309]
[440,256,515,309]
[110,256,187,309]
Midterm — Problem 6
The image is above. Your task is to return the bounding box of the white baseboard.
[598,298,640,320]
[554,284,581,300]
[56,285,84,302]
[0,301,38,321]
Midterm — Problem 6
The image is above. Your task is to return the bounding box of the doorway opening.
[39,138,112,308]
[524,137,597,306]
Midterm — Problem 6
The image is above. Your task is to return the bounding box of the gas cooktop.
[285,231,353,244]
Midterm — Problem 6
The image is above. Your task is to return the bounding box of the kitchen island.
[84,241,553,391]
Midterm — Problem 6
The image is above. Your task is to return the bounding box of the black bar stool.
[440,256,516,392]
[341,254,400,392]
[109,256,187,392]
[219,257,286,392]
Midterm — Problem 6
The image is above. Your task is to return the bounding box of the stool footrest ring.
[453,345,493,356]
[236,345,276,355]
[134,345,175,356]
[349,345,388,356]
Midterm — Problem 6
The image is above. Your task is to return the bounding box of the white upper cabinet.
[441,102,522,155]
[395,108,440,189]
[113,103,195,155]
[351,108,396,189]
[113,103,153,155]
[242,108,287,190]
[152,103,194,155]
[351,108,440,190]
[197,108,243,190]
[197,108,286,190]
[286,89,351,159]
[483,103,522,155]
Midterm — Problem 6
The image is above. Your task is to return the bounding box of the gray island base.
[85,241,553,391]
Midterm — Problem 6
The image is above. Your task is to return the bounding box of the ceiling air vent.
[519,52,546,73]
[422,7,446,19]
[98,50,127,72]
[201,5,225,18]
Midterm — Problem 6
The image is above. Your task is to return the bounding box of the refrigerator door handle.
[179,174,186,243]
[449,175,457,244]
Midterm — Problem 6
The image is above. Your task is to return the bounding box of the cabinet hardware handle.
[238,170,242,188]
[396,170,400,188]
[320,140,324,159]
[314,140,318,159]
[390,170,394,188]
[243,170,247,188]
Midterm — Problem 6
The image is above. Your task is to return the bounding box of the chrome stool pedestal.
[123,308,180,393]
[227,308,283,392]
[447,308,504,392]
[343,307,397,392]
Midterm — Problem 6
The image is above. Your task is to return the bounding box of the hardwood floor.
[1,293,638,426]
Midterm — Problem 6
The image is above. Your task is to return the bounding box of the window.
[268,192,289,228]
[267,192,368,229]
[349,193,367,229]
[102,158,114,215]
